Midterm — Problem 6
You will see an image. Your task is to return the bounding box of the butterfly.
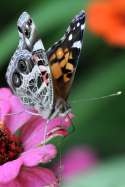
[6,10,85,120]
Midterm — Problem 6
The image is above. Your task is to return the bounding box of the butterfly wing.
[6,12,54,119]
[47,11,85,100]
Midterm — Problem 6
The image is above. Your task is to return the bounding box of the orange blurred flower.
[87,0,125,46]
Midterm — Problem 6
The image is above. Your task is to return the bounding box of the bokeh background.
[1,0,125,186]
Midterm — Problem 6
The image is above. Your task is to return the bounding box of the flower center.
[0,121,22,165]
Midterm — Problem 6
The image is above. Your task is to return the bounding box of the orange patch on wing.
[64,74,70,82]
[65,52,69,62]
[56,48,64,59]
[66,63,74,71]
[51,63,62,79]
[69,52,73,59]
[60,58,67,68]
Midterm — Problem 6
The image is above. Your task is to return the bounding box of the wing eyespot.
[18,59,33,74]
[12,72,22,88]
[18,60,27,73]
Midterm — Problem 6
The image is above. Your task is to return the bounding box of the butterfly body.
[6,11,85,119]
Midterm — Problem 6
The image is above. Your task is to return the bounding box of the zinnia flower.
[54,146,98,182]
[0,88,72,187]
[87,0,125,46]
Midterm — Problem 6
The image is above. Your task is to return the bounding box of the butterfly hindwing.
[47,11,85,99]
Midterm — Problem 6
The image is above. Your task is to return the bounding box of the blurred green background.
[1,0,125,186]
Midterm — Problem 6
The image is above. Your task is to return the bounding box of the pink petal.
[21,144,57,166]
[46,114,74,130]
[0,100,10,121]
[0,144,57,185]
[0,88,12,122]
[0,167,58,187]
[0,88,12,98]
[54,146,97,180]
[20,118,45,150]
[5,95,33,133]
[0,158,23,184]
[21,115,73,150]
[0,88,33,133]
[0,180,21,187]
[18,167,58,187]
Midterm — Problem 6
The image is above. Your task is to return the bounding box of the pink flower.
[0,88,72,186]
[54,146,98,182]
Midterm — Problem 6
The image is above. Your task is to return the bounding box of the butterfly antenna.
[0,110,25,117]
[0,91,121,117]
[58,146,64,185]
[71,90,122,103]
[25,110,42,116]
[53,132,64,185]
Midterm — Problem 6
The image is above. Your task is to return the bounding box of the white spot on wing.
[33,40,45,51]
[72,41,82,49]
[77,22,80,27]
[68,34,72,41]
[81,24,85,30]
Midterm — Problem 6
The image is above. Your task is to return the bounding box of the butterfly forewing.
[47,11,85,100]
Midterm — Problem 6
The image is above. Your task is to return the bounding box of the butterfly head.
[17,12,37,50]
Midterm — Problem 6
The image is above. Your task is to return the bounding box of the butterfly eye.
[24,28,30,38]
[12,72,22,88]
[18,60,28,73]
[18,26,23,34]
